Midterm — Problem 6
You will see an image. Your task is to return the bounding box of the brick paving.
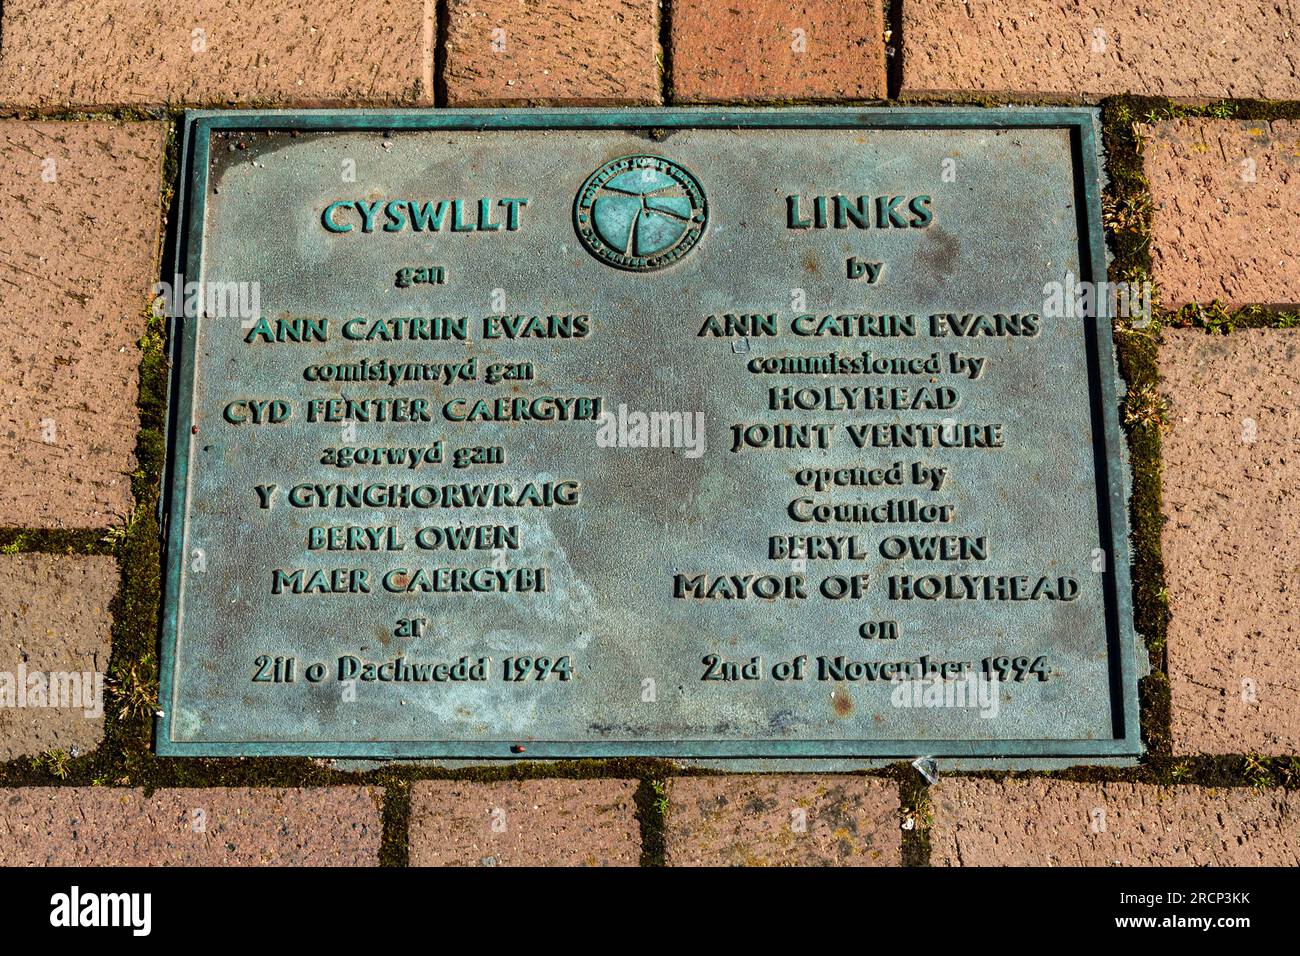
[0,555,117,760]
[1142,120,1300,309]
[669,0,886,103]
[0,1,427,109]
[443,0,661,106]
[0,121,166,528]
[0,0,1296,869]
[901,0,1300,101]
[0,788,384,865]
[409,779,641,866]
[1160,328,1300,755]
[932,778,1300,865]
[664,776,901,866]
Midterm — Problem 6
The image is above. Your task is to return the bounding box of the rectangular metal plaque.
[158,108,1141,761]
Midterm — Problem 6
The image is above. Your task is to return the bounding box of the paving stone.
[1143,120,1300,309]
[443,0,660,106]
[409,778,641,866]
[669,0,886,103]
[664,775,900,866]
[0,1,426,108]
[931,778,1300,865]
[1159,328,1300,755]
[0,787,383,865]
[901,0,1300,101]
[0,555,117,760]
[0,121,166,529]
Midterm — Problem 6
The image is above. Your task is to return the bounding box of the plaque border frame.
[157,107,1142,761]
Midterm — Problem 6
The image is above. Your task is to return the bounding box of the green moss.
[893,763,932,866]
[30,749,73,780]
[379,779,410,867]
[1168,302,1300,333]
[1098,99,1174,768]
[635,779,668,866]
[433,0,451,108]
[0,529,107,555]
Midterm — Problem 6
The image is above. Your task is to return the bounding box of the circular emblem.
[574,155,707,271]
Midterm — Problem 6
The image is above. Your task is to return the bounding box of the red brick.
[1159,328,1300,755]
[665,776,900,866]
[443,0,660,106]
[931,778,1300,865]
[0,555,116,760]
[670,0,885,103]
[0,1,426,109]
[409,779,641,866]
[0,121,166,529]
[901,0,1300,101]
[1143,120,1300,309]
[0,788,383,865]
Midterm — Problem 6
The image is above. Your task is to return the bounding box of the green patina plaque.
[157,108,1141,763]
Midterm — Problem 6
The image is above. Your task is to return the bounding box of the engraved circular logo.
[574,155,707,271]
